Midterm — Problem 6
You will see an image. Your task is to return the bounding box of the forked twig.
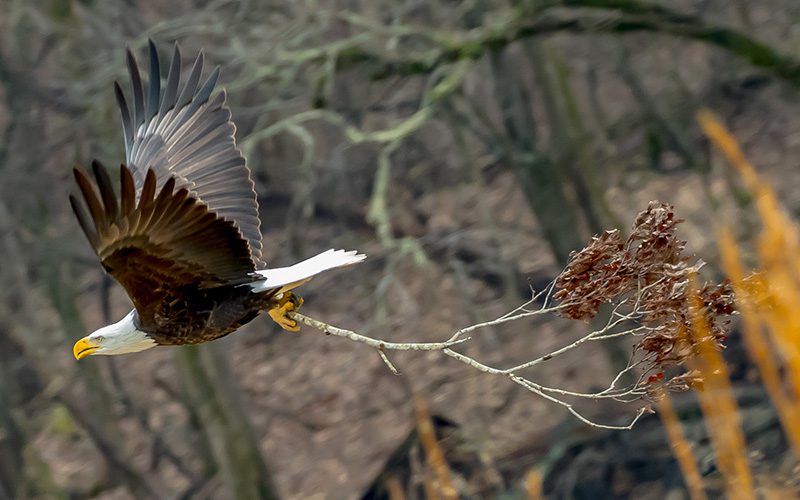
[288,296,655,431]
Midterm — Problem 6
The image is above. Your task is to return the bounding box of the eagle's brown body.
[73,159,285,346]
[136,282,278,345]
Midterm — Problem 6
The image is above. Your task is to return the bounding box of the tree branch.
[289,292,654,432]
[288,199,737,432]
[290,312,470,352]
[321,3,800,87]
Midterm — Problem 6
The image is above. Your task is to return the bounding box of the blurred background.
[1,0,799,498]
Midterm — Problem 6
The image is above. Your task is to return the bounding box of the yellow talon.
[268,292,304,332]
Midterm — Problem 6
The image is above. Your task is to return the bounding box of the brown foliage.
[553,201,736,390]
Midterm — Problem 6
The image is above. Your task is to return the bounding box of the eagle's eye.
[94,335,105,343]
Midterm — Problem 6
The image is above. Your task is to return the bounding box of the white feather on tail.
[250,249,366,293]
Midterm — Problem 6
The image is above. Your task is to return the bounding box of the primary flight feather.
[71,41,364,359]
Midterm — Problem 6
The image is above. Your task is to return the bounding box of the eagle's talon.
[268,292,303,332]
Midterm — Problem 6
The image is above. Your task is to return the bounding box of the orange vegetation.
[657,110,800,499]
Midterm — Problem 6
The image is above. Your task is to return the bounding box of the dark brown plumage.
[70,162,276,344]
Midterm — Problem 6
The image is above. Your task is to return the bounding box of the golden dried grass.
[685,274,754,499]
[655,110,800,498]
[524,468,544,500]
[655,389,708,500]
[414,398,458,500]
[699,109,800,454]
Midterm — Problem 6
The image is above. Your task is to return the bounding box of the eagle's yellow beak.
[73,337,99,360]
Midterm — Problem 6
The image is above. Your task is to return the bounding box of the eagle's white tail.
[250,249,366,293]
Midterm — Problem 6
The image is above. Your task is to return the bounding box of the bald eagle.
[70,42,365,359]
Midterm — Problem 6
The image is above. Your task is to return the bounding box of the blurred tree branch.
[315,3,800,88]
[488,45,586,264]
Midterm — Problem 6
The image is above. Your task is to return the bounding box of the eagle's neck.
[89,310,157,355]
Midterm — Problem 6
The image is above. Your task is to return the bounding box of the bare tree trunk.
[0,368,25,499]
[175,344,280,500]
[488,48,586,265]
[0,203,164,500]
[525,41,620,233]
[0,333,66,499]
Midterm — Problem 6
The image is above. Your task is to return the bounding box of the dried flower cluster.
[553,201,736,391]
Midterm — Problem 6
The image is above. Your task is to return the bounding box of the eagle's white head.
[73,310,157,359]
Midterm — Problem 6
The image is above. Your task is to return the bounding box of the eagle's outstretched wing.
[70,162,256,322]
[116,40,264,266]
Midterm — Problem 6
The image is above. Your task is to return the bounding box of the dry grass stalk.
[654,389,708,500]
[685,277,755,499]
[414,398,458,500]
[650,109,800,498]
[524,468,544,500]
[385,476,407,500]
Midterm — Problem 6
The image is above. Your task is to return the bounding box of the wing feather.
[71,163,256,319]
[117,42,264,266]
[146,41,160,121]
[126,49,145,133]
[69,195,99,247]
[175,52,204,110]
[114,83,132,158]
[159,45,181,116]
[74,168,105,226]
[91,160,118,220]
[120,164,135,215]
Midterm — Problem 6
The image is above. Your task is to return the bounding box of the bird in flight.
[70,41,365,359]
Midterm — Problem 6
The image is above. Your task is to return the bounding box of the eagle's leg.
[267,292,304,332]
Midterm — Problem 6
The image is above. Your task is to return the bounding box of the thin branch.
[290,312,470,351]
[378,347,401,375]
[290,296,656,431]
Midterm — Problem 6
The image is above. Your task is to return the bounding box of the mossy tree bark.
[175,344,280,500]
[488,48,587,265]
